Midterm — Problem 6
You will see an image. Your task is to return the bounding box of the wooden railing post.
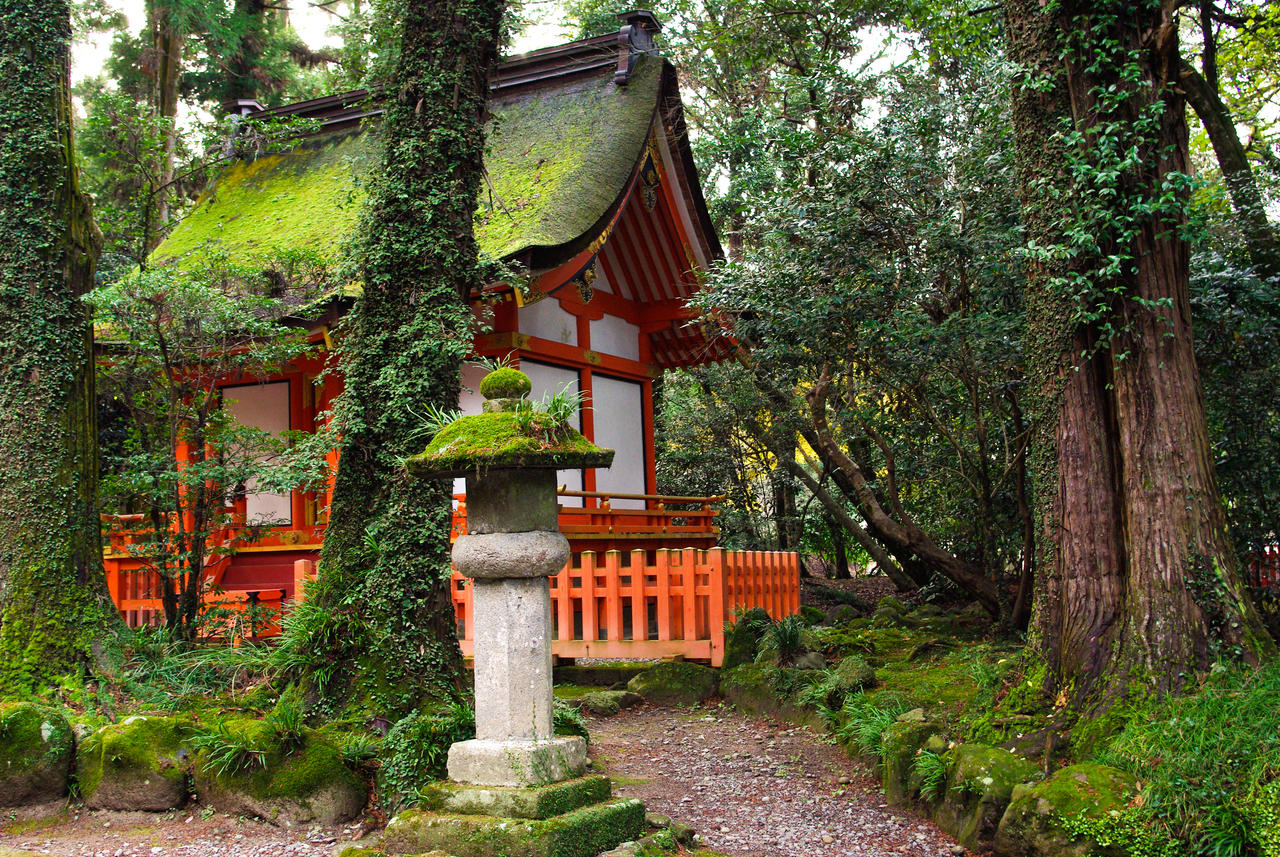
[681,548,698,644]
[555,557,574,643]
[707,548,726,666]
[655,550,672,641]
[629,548,646,641]
[292,558,314,602]
[581,551,598,642]
[604,550,622,642]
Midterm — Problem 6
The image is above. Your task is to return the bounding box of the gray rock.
[791,652,828,671]
[627,662,718,707]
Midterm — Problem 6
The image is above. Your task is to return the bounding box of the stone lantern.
[405,367,613,789]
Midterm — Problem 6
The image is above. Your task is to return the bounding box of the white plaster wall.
[591,375,646,509]
[520,360,584,505]
[519,296,576,345]
[589,313,641,362]
[223,381,292,525]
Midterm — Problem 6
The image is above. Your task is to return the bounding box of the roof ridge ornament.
[615,10,662,86]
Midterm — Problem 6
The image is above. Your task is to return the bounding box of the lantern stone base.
[379,785,644,857]
[418,774,611,819]
[447,737,587,788]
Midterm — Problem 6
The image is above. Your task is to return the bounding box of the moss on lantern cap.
[407,370,613,478]
[479,367,533,400]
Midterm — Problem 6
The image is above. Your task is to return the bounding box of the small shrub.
[337,732,381,766]
[377,703,476,812]
[1056,809,1180,857]
[553,700,590,740]
[190,721,265,776]
[837,693,910,758]
[757,614,807,666]
[262,694,306,754]
[913,749,949,802]
[1096,660,1280,854]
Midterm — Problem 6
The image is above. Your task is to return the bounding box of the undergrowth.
[912,749,950,802]
[121,628,278,706]
[1095,660,1280,856]
[836,692,911,758]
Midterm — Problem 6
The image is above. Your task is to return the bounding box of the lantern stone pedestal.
[384,369,645,857]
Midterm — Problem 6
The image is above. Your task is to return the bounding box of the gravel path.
[0,806,358,857]
[588,703,967,857]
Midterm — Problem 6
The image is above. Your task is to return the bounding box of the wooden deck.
[103,489,800,660]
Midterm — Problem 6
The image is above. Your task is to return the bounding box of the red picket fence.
[450,547,800,666]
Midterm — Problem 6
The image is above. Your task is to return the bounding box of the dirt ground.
[589,703,966,857]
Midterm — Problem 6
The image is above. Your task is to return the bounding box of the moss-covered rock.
[77,715,191,811]
[626,663,717,707]
[380,797,645,857]
[933,744,1038,852]
[0,703,71,806]
[993,763,1137,857]
[798,605,827,626]
[832,655,876,694]
[193,723,367,826]
[722,607,773,670]
[569,691,642,717]
[872,598,909,628]
[553,664,649,688]
[880,719,942,806]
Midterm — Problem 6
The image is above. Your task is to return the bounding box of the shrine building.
[102,13,799,664]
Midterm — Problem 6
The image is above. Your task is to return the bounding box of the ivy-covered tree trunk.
[299,0,505,715]
[0,0,120,691]
[1002,0,1274,716]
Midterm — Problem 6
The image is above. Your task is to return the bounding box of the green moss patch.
[77,714,191,811]
[381,797,645,857]
[407,411,612,478]
[0,702,71,806]
[418,775,611,820]
[480,369,533,400]
[153,57,664,270]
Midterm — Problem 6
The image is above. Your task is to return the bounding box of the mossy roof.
[153,55,664,269]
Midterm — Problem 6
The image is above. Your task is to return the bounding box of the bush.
[757,614,808,666]
[1096,661,1280,854]
[913,749,950,802]
[377,703,475,813]
[837,692,911,758]
[723,607,774,669]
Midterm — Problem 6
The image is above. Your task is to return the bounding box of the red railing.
[104,492,799,659]
[450,548,799,666]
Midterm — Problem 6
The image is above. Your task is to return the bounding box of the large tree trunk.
[299,0,505,714]
[1003,0,1273,715]
[0,0,119,691]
